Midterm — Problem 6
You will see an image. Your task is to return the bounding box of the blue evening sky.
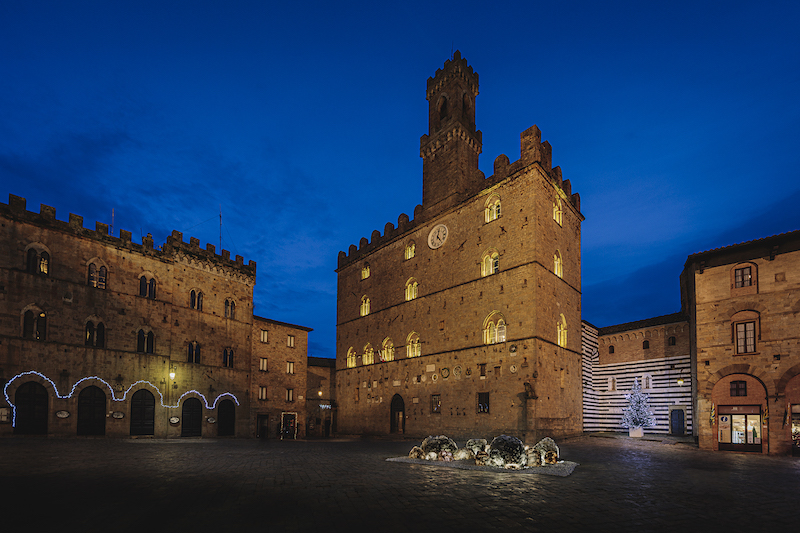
[1,1,798,358]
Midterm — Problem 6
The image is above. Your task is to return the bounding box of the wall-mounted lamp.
[318,390,323,397]
[677,378,685,386]
[169,365,176,381]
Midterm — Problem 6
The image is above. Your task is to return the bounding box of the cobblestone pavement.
[1,435,798,532]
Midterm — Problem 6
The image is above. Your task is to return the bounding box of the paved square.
[0,436,797,532]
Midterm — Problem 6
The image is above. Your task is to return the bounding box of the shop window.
[477,392,490,413]
[730,380,747,397]
[346,347,357,368]
[431,394,441,414]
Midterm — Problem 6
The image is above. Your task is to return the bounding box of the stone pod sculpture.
[453,448,475,461]
[474,450,489,466]
[532,437,560,461]
[544,450,558,465]
[408,446,425,459]
[487,435,526,468]
[421,435,458,455]
[526,447,543,467]
[465,438,488,455]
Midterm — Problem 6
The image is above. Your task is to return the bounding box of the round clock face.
[427,224,449,249]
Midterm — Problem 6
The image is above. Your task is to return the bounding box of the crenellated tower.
[420,51,483,215]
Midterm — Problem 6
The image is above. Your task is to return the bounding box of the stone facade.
[335,52,584,442]
[582,314,694,435]
[682,230,800,455]
[0,193,311,439]
[306,356,336,437]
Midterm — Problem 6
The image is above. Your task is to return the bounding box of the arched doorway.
[130,389,155,436]
[712,374,766,453]
[784,373,800,456]
[181,397,202,437]
[77,386,107,436]
[217,399,235,437]
[14,381,48,435]
[390,394,405,434]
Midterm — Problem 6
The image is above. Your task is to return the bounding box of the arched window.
[190,290,204,310]
[643,340,650,350]
[554,250,563,278]
[22,309,46,341]
[668,336,677,346]
[381,338,395,362]
[363,344,374,365]
[483,313,507,345]
[88,262,107,289]
[26,246,50,276]
[610,377,616,391]
[361,264,370,280]
[85,321,105,348]
[609,345,615,354]
[643,375,652,389]
[438,95,448,120]
[404,242,416,260]
[406,332,421,358]
[553,197,563,226]
[137,330,155,353]
[481,251,500,277]
[187,341,200,363]
[557,315,567,348]
[223,348,234,368]
[224,299,236,319]
[485,196,501,222]
[346,347,357,368]
[139,276,156,299]
[405,278,419,301]
[360,296,370,317]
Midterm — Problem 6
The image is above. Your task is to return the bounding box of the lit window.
[481,251,500,277]
[187,341,200,363]
[139,276,156,299]
[287,335,295,348]
[260,329,268,343]
[87,263,107,289]
[405,278,419,301]
[286,361,295,374]
[258,386,268,400]
[404,242,416,260]
[406,332,421,358]
[223,348,234,368]
[224,299,236,319]
[27,247,50,276]
[485,196,501,222]
[483,313,506,345]
[554,250,563,278]
[735,266,752,288]
[259,358,268,372]
[553,198,563,226]
[190,290,203,311]
[85,321,105,348]
[22,309,46,341]
[363,344,374,365]
[557,315,567,348]
[346,347,357,368]
[361,264,370,279]
[730,380,747,397]
[477,392,490,414]
[286,388,294,402]
[431,394,441,414]
[380,338,395,362]
[360,296,371,316]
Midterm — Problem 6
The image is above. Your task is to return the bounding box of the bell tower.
[420,51,483,215]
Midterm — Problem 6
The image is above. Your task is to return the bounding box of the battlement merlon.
[1,194,256,278]
[338,124,583,269]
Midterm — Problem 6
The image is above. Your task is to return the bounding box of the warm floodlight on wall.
[169,365,176,381]
[677,378,685,386]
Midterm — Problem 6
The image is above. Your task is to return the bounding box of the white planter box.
[629,427,644,438]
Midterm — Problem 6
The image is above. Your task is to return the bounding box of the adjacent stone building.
[335,52,584,442]
[306,356,336,437]
[682,230,800,455]
[0,194,311,439]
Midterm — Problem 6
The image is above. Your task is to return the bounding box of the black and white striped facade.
[582,318,693,435]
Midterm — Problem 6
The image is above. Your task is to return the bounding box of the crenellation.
[120,229,132,242]
[95,222,109,235]
[221,249,230,260]
[68,213,83,229]
[9,194,26,212]
[206,243,215,254]
[189,237,200,248]
[41,204,56,219]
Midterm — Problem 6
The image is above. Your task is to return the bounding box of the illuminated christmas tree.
[621,377,656,429]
